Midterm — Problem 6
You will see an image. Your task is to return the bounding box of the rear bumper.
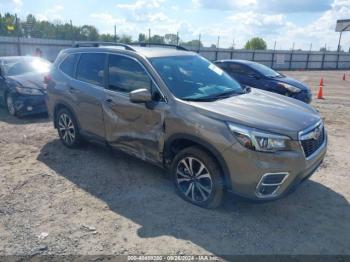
[14,94,47,116]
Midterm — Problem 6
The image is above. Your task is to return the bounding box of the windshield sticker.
[209,64,223,76]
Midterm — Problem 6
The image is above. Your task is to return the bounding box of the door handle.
[105,98,116,105]
[68,86,78,93]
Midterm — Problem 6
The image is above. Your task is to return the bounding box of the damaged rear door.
[102,53,166,164]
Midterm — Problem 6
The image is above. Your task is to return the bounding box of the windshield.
[150,55,244,101]
[2,58,51,76]
[249,62,281,78]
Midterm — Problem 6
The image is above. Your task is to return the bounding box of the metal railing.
[1,36,350,70]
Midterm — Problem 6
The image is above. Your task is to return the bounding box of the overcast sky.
[0,0,349,50]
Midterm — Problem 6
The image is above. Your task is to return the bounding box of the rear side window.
[76,53,106,87]
[228,63,254,75]
[108,55,151,93]
[59,54,78,77]
[228,63,246,74]
[215,62,227,70]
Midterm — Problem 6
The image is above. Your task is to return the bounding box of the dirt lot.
[0,71,349,257]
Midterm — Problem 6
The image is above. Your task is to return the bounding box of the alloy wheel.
[58,113,76,145]
[176,157,213,203]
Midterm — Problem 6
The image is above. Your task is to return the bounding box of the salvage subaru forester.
[45,43,327,208]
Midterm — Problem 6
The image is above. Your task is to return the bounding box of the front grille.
[300,125,325,158]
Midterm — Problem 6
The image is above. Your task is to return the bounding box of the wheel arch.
[164,134,232,190]
[53,101,81,130]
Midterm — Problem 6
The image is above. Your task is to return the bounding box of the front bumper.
[14,94,47,116]
[223,131,327,201]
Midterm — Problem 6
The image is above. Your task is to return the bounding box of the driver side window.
[108,55,151,93]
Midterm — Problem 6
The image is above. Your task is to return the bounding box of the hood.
[271,75,310,91]
[191,89,320,140]
[6,73,46,90]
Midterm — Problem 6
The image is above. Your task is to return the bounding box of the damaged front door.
[102,54,166,164]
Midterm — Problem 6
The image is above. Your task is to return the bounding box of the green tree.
[79,25,99,41]
[182,39,203,48]
[149,34,165,44]
[164,33,179,45]
[0,13,19,36]
[244,37,267,50]
[138,33,146,43]
[100,33,119,42]
[119,34,132,44]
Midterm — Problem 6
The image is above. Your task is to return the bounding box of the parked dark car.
[214,60,312,103]
[0,56,51,117]
[46,43,326,208]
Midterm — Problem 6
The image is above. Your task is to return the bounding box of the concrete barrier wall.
[1,36,350,70]
[0,36,71,62]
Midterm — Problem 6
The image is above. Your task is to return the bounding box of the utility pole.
[337,31,343,52]
[271,40,277,69]
[15,14,21,55]
[114,25,117,42]
[217,35,220,49]
[70,20,74,44]
[230,38,235,60]
[289,42,295,70]
[198,34,201,52]
[176,31,179,45]
[148,28,151,44]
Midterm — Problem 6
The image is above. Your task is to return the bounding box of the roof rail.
[73,42,136,51]
[132,42,189,51]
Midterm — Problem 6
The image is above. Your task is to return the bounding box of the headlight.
[16,86,43,95]
[278,83,301,93]
[228,123,290,152]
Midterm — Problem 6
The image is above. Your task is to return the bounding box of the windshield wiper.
[183,90,243,102]
[270,74,283,78]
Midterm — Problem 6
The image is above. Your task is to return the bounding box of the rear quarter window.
[59,53,79,77]
[76,53,106,87]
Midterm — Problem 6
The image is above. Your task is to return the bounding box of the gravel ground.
[0,71,349,257]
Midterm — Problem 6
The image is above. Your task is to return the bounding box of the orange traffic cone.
[319,78,324,86]
[317,85,324,99]
[343,74,346,81]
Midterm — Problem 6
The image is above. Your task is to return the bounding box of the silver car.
[46,43,327,208]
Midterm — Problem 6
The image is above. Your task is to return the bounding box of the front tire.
[5,94,17,116]
[171,147,224,209]
[56,108,82,148]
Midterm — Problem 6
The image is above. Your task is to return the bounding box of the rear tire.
[171,146,224,209]
[56,108,82,148]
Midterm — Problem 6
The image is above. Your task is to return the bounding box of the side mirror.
[243,85,252,93]
[129,89,152,103]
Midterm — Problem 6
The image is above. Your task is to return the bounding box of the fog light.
[256,172,289,198]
